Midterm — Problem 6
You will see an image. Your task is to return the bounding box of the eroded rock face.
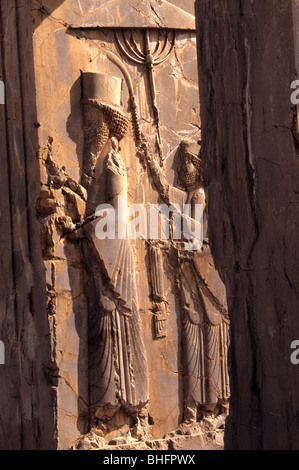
[196,0,299,451]
[71,416,227,451]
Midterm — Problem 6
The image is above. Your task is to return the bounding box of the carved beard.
[180,169,198,188]
[83,109,110,155]
[82,109,110,187]
[94,120,110,153]
[82,101,129,187]
[178,151,203,189]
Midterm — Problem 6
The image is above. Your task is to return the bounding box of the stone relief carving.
[77,63,230,428]
[149,243,166,303]
[37,73,150,438]
[80,73,149,433]
[36,137,86,264]
[115,29,175,162]
[81,74,129,188]
[148,242,169,338]
[36,18,229,446]
[147,139,230,422]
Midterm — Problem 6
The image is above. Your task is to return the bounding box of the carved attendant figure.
[148,140,230,423]
[178,142,230,421]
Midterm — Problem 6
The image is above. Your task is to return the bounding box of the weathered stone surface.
[38,0,196,29]
[71,416,227,450]
[196,0,299,451]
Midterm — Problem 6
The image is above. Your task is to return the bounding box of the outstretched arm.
[137,139,171,203]
[45,154,87,202]
[148,154,170,196]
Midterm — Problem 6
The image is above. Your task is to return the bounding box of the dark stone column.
[0,0,56,450]
[196,0,299,450]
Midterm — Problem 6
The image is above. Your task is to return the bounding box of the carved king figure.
[81,73,149,430]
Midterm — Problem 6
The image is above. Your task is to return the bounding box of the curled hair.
[82,99,129,141]
[100,103,129,141]
[177,140,203,189]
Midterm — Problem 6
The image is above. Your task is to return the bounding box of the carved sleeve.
[147,156,171,202]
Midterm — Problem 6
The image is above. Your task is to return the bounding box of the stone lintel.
[54,0,196,30]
